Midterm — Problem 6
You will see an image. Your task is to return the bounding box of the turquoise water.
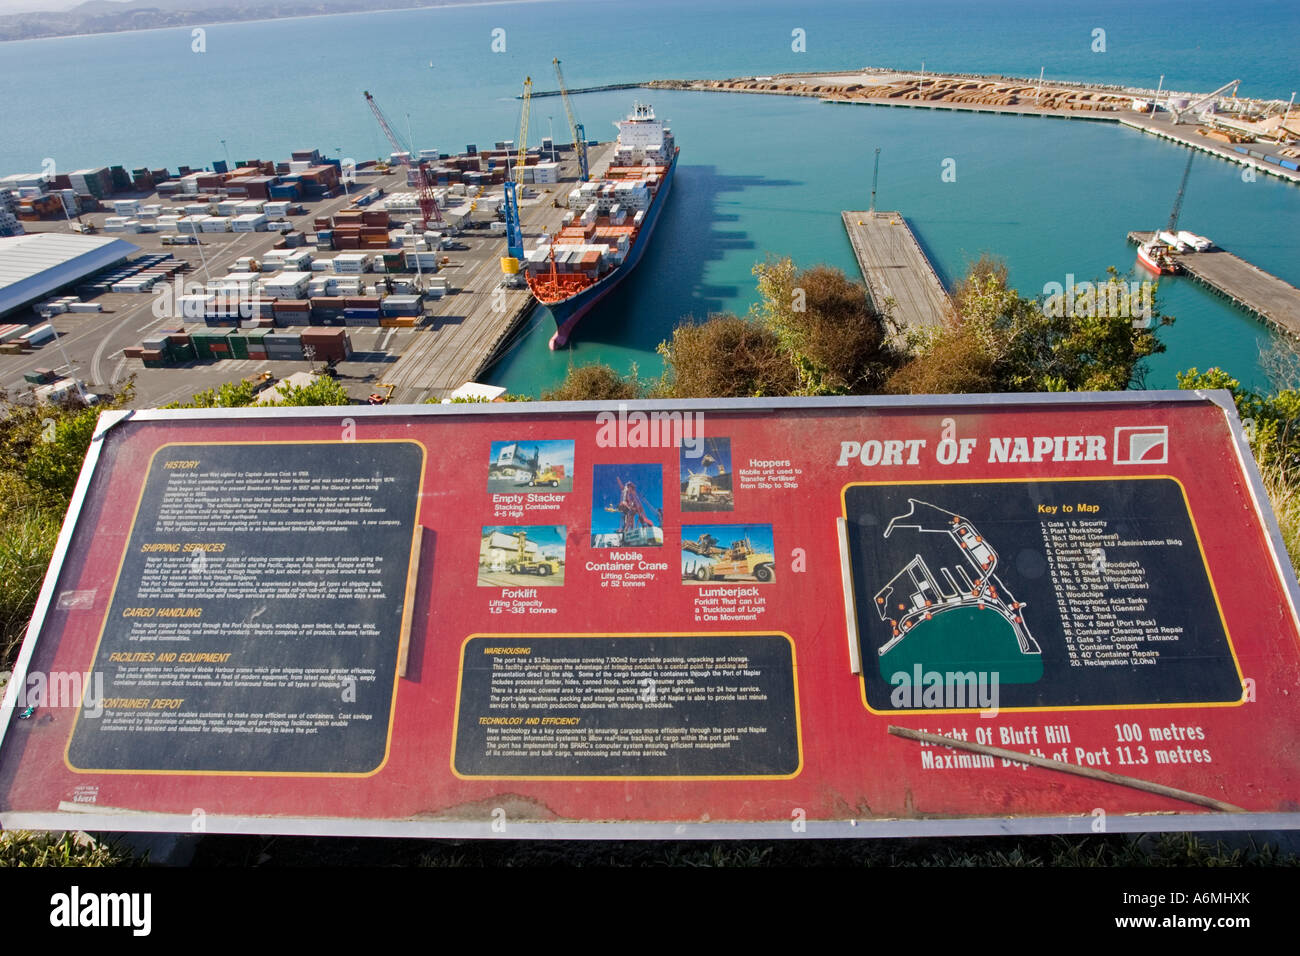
[2,0,1297,393]
[486,92,1299,394]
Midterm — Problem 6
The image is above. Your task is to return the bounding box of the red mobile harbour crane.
[363,90,442,230]
[603,476,663,547]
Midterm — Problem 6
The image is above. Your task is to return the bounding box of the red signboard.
[1,392,1296,837]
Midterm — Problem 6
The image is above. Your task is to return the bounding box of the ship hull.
[545,147,678,349]
[1137,242,1176,276]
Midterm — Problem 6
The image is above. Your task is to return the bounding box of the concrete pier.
[383,141,618,402]
[841,211,952,332]
[1128,231,1300,337]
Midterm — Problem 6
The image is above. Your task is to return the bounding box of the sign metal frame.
[2,389,1297,839]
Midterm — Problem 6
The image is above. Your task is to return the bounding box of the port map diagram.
[874,498,1040,657]
[843,478,1244,712]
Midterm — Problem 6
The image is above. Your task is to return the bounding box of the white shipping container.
[24,324,55,345]
[261,271,312,297]
[65,302,103,314]
[177,294,215,318]
[405,251,441,269]
[231,213,268,232]
[333,253,372,274]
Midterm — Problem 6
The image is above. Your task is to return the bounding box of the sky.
[482,524,567,558]
[681,523,774,556]
[489,439,574,472]
[0,0,80,11]
[590,464,663,537]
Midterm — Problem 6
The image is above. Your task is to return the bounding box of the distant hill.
[0,0,508,40]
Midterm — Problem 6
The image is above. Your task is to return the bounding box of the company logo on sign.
[1113,426,1168,465]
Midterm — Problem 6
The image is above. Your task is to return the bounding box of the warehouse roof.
[0,232,139,319]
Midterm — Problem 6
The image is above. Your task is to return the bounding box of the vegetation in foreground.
[1,255,1296,867]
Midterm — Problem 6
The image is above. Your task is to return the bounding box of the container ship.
[523,103,678,348]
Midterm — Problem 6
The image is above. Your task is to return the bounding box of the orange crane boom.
[363,90,442,228]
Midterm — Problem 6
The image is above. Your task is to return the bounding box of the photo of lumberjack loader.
[873,499,1039,656]
[681,532,776,582]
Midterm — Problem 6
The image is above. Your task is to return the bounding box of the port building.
[0,232,138,320]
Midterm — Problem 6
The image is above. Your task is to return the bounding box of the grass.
[0,831,142,867]
[3,827,1297,868]
[171,831,1296,867]
[1260,459,1300,569]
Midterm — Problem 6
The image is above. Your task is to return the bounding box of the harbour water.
[2,0,1297,394]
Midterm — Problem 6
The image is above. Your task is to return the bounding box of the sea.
[3,0,1297,394]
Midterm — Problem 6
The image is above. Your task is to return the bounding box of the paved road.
[2,168,406,405]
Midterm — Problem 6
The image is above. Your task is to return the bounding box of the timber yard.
[2,65,1299,408]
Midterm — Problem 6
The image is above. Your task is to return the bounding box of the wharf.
[841,211,952,333]
[523,83,643,99]
[1128,232,1300,336]
[1118,115,1300,186]
[649,73,1300,187]
[383,140,619,402]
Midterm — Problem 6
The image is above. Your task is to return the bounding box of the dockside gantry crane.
[363,90,442,228]
[499,77,529,282]
[553,58,589,182]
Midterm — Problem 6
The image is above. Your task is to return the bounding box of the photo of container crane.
[590,464,663,547]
